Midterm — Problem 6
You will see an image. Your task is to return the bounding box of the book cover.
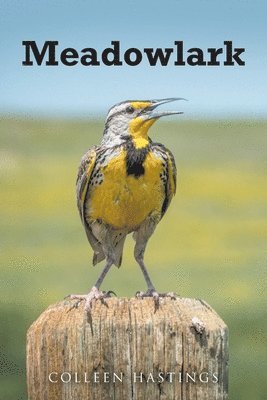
[1,1,266,399]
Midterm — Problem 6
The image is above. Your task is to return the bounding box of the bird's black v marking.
[125,140,150,178]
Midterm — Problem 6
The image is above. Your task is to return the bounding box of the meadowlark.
[69,98,185,311]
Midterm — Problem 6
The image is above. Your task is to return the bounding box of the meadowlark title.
[22,41,245,67]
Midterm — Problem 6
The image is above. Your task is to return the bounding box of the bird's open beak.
[140,97,187,120]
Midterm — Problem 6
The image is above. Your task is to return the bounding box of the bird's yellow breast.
[87,148,164,230]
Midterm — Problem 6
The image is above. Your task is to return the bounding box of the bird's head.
[102,98,186,147]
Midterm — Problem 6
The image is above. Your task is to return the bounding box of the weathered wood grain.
[27,297,228,400]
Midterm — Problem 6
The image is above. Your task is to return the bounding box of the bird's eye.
[126,105,134,114]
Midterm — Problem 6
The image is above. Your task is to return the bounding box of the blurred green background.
[0,118,266,399]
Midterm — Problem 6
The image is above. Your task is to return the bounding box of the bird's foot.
[65,286,116,313]
[136,289,177,310]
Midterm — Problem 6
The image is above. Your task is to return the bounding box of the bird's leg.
[135,253,160,307]
[94,257,113,289]
[133,218,158,295]
[66,256,115,313]
[136,254,156,292]
[134,248,177,308]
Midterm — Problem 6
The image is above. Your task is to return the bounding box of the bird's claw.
[66,286,116,314]
[160,291,177,300]
[136,289,177,310]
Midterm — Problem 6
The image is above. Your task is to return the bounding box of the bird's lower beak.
[140,97,187,120]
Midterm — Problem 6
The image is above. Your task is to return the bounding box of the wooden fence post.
[27,297,228,400]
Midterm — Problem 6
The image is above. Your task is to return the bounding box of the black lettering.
[60,48,78,66]
[21,40,246,68]
[224,41,245,66]
[174,41,185,66]
[124,48,142,66]
[187,48,206,66]
[144,48,173,66]
[22,41,58,66]
[207,47,223,66]
[102,41,122,66]
[81,48,100,66]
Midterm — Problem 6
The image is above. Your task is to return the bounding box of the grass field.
[0,117,267,399]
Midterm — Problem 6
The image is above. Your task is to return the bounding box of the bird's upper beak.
[139,97,187,120]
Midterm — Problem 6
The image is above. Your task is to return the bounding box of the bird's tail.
[92,250,105,266]
[92,234,126,268]
[113,235,126,267]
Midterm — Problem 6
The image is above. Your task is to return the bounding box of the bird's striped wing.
[166,147,177,196]
[152,143,177,218]
[76,146,105,264]
[76,147,97,221]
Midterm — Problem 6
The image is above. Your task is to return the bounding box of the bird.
[69,98,185,312]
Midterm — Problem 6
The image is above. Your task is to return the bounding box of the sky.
[0,0,266,119]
